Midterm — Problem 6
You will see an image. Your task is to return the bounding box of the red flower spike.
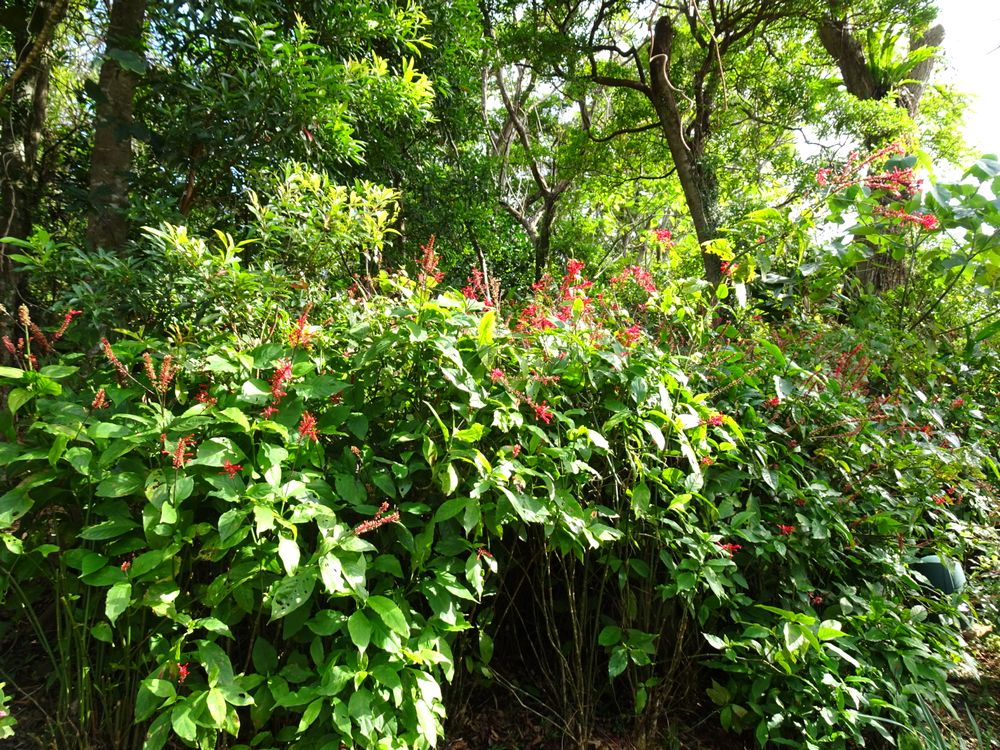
[298,411,319,442]
[220,459,243,478]
[91,388,108,410]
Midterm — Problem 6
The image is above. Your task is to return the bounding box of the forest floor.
[443,633,1000,749]
[3,630,998,749]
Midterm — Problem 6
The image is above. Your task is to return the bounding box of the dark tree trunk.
[85,0,147,251]
[1,0,58,358]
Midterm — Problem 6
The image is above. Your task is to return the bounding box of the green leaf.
[434,496,469,522]
[269,569,316,621]
[47,434,69,467]
[96,472,144,497]
[106,47,147,74]
[218,407,250,432]
[142,710,172,750]
[171,702,198,743]
[477,309,497,344]
[348,610,372,650]
[277,535,300,576]
[608,648,627,678]
[206,687,227,727]
[38,365,78,379]
[105,582,131,624]
[0,366,25,380]
[297,698,324,734]
[452,423,485,443]
[80,517,140,540]
[91,621,114,643]
[598,625,622,646]
[147,679,176,700]
[817,620,847,640]
[438,463,459,495]
[703,633,726,650]
[218,509,245,542]
[367,595,409,636]
[7,388,32,415]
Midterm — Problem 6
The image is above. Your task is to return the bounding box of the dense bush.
[0,159,997,750]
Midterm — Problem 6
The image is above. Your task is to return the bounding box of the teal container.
[911,555,966,594]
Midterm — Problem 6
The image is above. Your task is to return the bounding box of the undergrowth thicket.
[0,154,998,750]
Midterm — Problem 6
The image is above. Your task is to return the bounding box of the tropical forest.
[0,0,998,748]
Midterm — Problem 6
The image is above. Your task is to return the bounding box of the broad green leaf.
[348,610,372,650]
[367,595,409,636]
[7,388,32,415]
[206,688,227,726]
[452,423,485,443]
[269,569,316,621]
[106,582,131,624]
[171,702,198,743]
[277,535,300,576]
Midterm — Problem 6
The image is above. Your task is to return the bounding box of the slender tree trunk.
[648,16,722,284]
[1,0,57,358]
[85,0,147,251]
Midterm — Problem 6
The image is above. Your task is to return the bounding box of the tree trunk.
[818,16,944,294]
[648,16,722,284]
[85,0,147,251]
[1,0,57,359]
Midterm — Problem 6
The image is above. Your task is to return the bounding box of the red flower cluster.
[610,265,657,293]
[515,304,555,332]
[719,260,733,276]
[815,142,906,192]
[270,359,293,400]
[91,388,108,410]
[289,305,317,348]
[220,459,243,477]
[194,383,217,406]
[863,166,921,196]
[533,401,553,424]
[461,269,494,306]
[354,501,401,536]
[53,309,83,342]
[652,228,674,246]
[700,455,715,467]
[416,235,444,284]
[163,434,197,469]
[704,414,725,427]
[872,206,938,230]
[177,662,190,684]
[298,411,319,442]
[143,352,179,396]
[764,396,780,408]
[617,324,642,348]
[776,524,796,536]
[102,338,130,383]
[717,542,742,557]
[490,368,505,382]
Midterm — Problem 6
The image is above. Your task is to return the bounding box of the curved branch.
[583,120,660,143]
[0,0,69,103]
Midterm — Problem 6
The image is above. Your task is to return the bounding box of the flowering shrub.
[0,212,997,750]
